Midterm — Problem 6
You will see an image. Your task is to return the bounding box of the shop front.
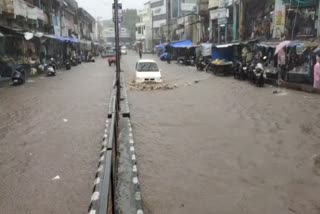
[283,0,318,39]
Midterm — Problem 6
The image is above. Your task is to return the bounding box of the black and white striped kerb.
[127,118,144,214]
[121,74,130,118]
[88,117,110,214]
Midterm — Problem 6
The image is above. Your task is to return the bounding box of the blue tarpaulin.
[155,44,165,49]
[169,40,193,48]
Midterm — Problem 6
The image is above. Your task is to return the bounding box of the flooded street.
[123,52,320,214]
[0,59,113,214]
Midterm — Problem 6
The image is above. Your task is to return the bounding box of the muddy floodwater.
[123,52,320,214]
[0,59,113,214]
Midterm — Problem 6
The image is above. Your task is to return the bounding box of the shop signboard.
[208,0,219,9]
[181,3,197,13]
[273,0,286,38]
[13,0,27,18]
[218,18,227,25]
[112,3,123,23]
[210,7,228,20]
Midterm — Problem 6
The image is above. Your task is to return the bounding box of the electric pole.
[113,0,121,112]
[152,11,154,53]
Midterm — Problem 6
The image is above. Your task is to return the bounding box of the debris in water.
[273,90,287,96]
[52,175,60,181]
[63,118,68,122]
[312,154,320,175]
[129,81,177,91]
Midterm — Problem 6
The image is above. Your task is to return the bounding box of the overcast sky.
[76,0,144,20]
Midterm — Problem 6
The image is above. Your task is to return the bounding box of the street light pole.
[114,0,121,112]
[152,11,154,53]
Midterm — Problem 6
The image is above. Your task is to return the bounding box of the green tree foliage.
[122,9,139,41]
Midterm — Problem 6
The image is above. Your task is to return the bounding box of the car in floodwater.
[135,59,162,83]
[121,46,127,55]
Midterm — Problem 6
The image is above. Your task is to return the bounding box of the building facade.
[136,1,153,51]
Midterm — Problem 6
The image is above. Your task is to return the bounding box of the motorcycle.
[76,55,82,64]
[177,56,185,65]
[71,56,78,66]
[205,59,215,73]
[196,56,208,71]
[252,56,267,87]
[65,59,71,70]
[88,55,95,62]
[237,61,250,80]
[177,56,195,66]
[12,65,26,86]
[46,58,56,76]
[247,60,257,83]
[233,60,242,79]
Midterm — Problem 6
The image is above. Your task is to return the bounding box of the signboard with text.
[112,3,123,23]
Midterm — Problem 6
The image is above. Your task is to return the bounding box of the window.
[136,62,159,72]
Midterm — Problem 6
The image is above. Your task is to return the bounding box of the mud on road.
[122,52,320,214]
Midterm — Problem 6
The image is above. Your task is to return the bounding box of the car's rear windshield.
[137,62,159,72]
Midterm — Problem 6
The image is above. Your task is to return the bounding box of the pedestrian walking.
[314,54,320,89]
[278,48,286,81]
[138,42,143,59]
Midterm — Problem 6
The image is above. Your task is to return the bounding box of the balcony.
[0,0,45,21]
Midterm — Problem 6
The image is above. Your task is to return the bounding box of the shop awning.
[155,44,165,49]
[257,41,281,48]
[313,46,320,54]
[169,40,193,48]
[214,42,240,48]
[58,36,79,43]
[282,0,316,7]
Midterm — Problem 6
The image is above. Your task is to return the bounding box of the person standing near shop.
[278,47,287,81]
[314,54,320,89]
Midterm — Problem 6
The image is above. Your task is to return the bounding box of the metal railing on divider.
[88,90,118,214]
[100,93,118,214]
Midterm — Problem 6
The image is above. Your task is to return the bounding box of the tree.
[122,9,139,41]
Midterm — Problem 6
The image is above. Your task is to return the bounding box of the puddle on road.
[129,81,177,91]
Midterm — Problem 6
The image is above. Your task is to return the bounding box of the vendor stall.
[168,40,194,61]
[209,42,241,75]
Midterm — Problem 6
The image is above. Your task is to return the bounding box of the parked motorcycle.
[177,56,195,66]
[12,65,26,86]
[196,56,209,71]
[252,56,267,87]
[177,56,185,65]
[88,55,95,62]
[233,60,242,79]
[71,56,78,66]
[46,58,56,76]
[205,59,215,73]
[77,55,82,64]
[65,59,71,70]
[247,60,257,83]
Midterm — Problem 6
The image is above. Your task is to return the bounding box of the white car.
[121,46,127,55]
[135,59,162,83]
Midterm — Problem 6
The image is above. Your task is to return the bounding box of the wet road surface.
[123,52,320,214]
[0,59,113,214]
